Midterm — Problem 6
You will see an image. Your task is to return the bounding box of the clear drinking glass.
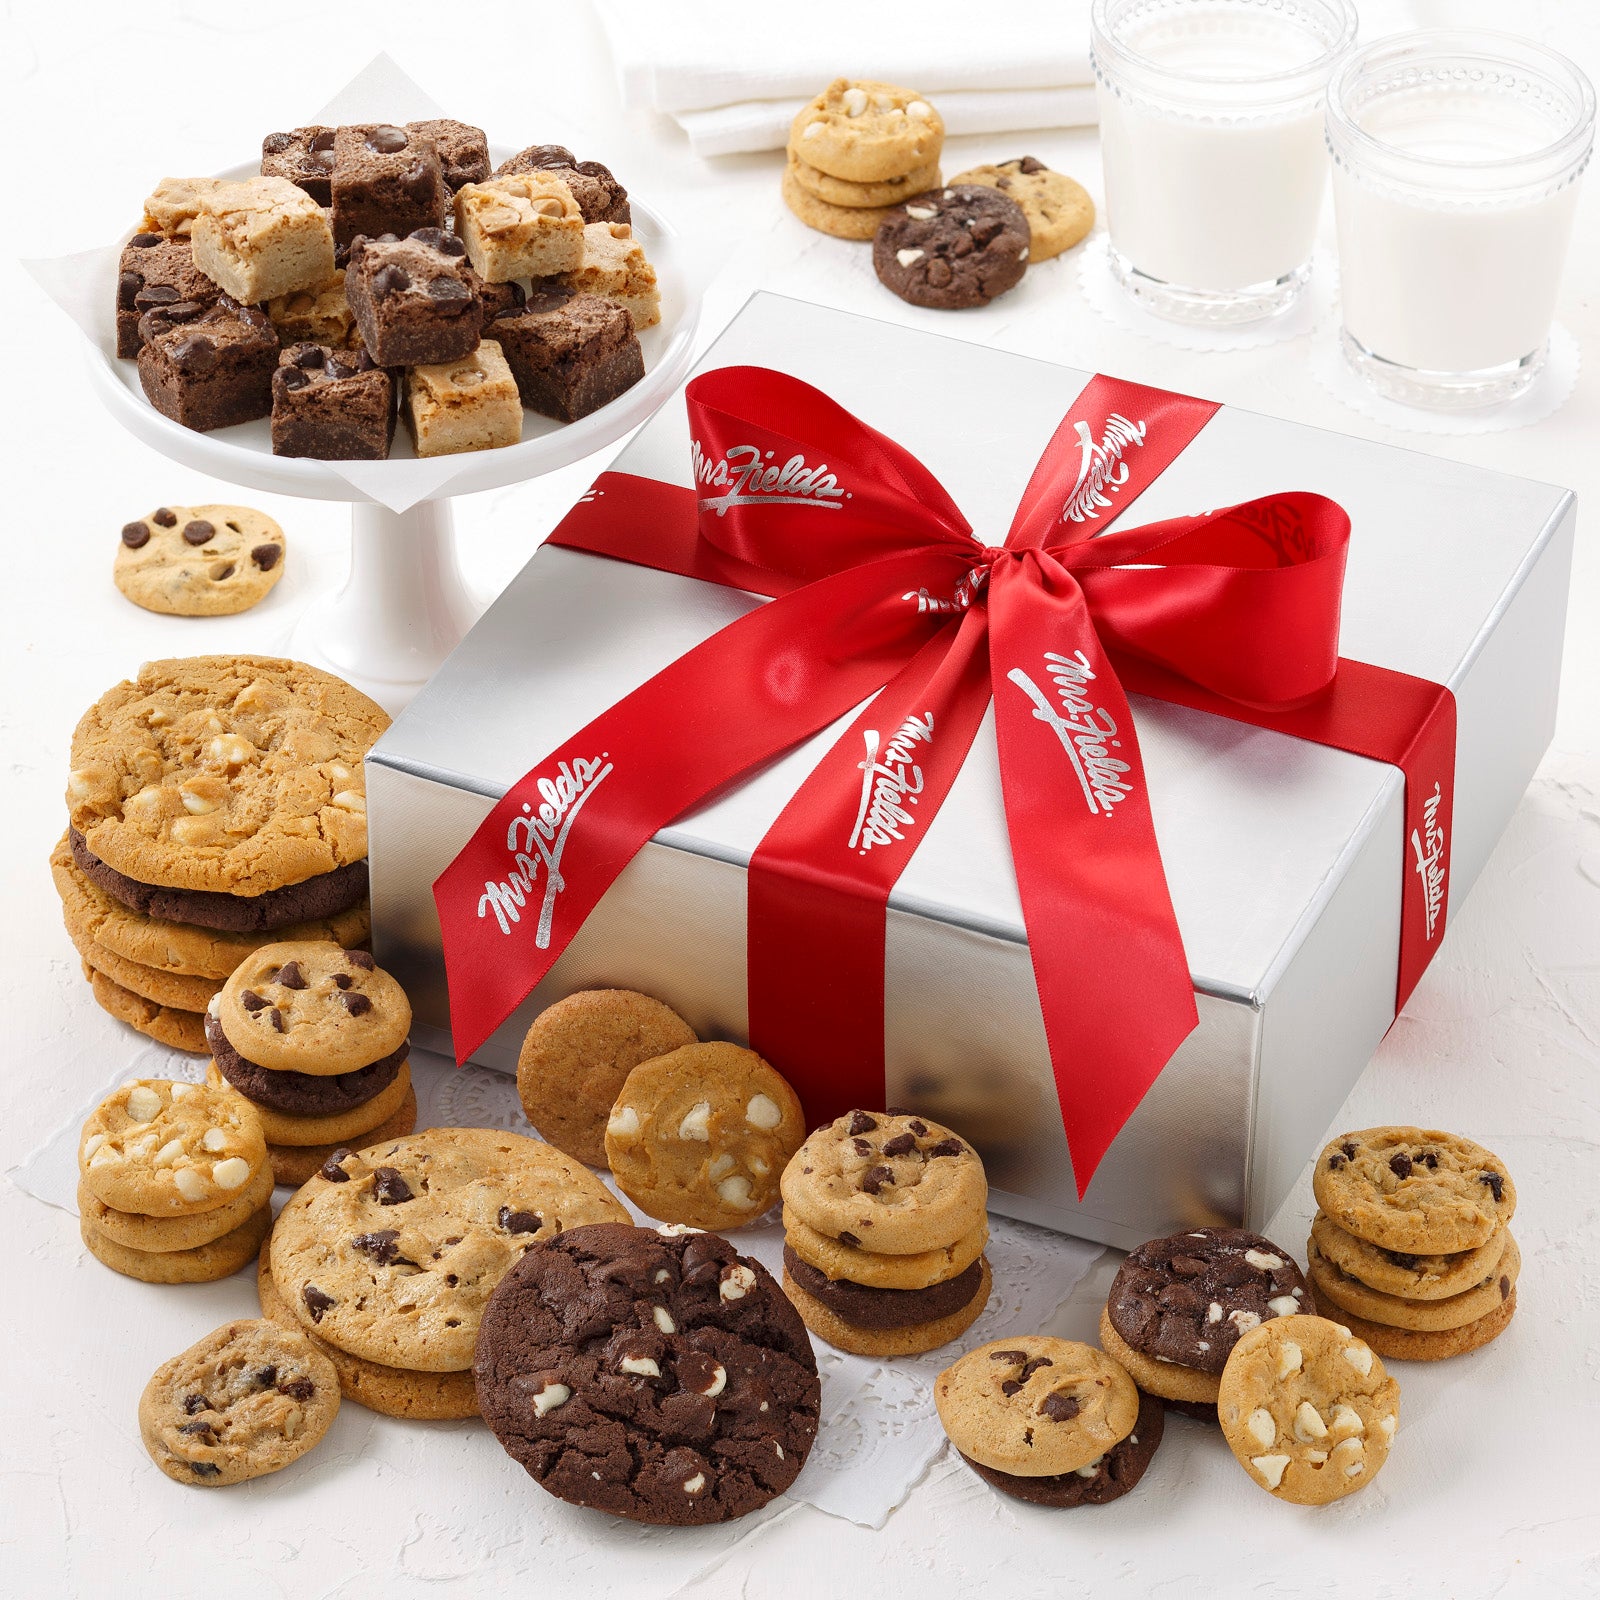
[1327,31,1595,409]
[1091,0,1359,324]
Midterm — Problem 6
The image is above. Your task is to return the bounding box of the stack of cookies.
[1097,1227,1314,1421]
[78,1078,274,1284]
[58,656,388,1052]
[782,79,944,240]
[1306,1125,1520,1360]
[204,940,418,1187]
[779,1109,991,1355]
[257,1129,627,1420]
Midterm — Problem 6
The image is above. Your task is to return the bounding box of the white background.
[3,1,1598,1596]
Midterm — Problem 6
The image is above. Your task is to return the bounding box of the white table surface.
[4,2,1597,1596]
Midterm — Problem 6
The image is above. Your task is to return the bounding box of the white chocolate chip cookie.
[789,80,944,183]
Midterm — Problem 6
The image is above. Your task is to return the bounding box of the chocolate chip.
[178,1419,217,1440]
[1040,1392,1080,1422]
[908,1120,928,1136]
[240,990,267,1012]
[881,1132,917,1158]
[1000,1379,1023,1396]
[291,343,326,367]
[861,1164,894,1194]
[182,1393,210,1414]
[275,960,307,989]
[996,176,1012,189]
[342,991,373,1017]
[279,367,311,391]
[929,1139,965,1157]
[1170,1254,1208,1277]
[1480,1171,1505,1202]
[269,1007,286,1032]
[1500,1274,1511,1300]
[121,521,150,548]
[310,128,336,153]
[346,951,376,970]
[352,1228,402,1263]
[152,507,178,527]
[372,264,411,296]
[140,284,181,306]
[319,1149,355,1182]
[372,1167,413,1205]
[851,1138,872,1157]
[130,232,161,249]
[838,1231,861,1247]
[117,270,142,309]
[846,1112,878,1136]
[1418,1150,1439,1170]
[189,1462,221,1478]
[302,1283,335,1323]
[498,1206,542,1234]
[182,520,214,546]
[1327,1153,1347,1170]
[1389,1152,1413,1179]
[251,543,281,571]
[366,125,409,154]
[970,217,1002,246]
[172,335,217,373]
[988,1350,1028,1363]
[1019,1356,1055,1381]
[263,132,295,154]
[427,275,470,301]
[330,972,352,989]
[1018,156,1047,174]
[1341,1141,1358,1159]
[1383,1249,1419,1270]
[278,1376,315,1401]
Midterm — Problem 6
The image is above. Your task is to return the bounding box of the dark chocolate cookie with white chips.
[1107,1228,1312,1375]
[872,185,1030,310]
[474,1222,820,1525]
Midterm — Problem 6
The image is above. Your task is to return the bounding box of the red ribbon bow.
[435,366,1455,1194]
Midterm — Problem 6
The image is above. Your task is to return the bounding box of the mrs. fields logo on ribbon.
[691,437,849,517]
[1062,413,1148,524]
[1411,782,1447,940]
[850,712,935,855]
[477,755,613,946]
[1009,651,1135,817]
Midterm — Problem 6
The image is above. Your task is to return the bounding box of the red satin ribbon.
[434,366,1455,1195]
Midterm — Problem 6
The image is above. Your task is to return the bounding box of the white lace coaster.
[1309,322,1581,436]
[1077,233,1337,351]
[14,1045,1103,1531]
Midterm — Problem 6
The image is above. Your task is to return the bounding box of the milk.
[1096,6,1336,295]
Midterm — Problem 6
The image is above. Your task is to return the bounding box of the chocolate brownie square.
[407,119,490,191]
[271,343,394,460]
[476,277,526,323]
[136,297,279,432]
[345,228,482,366]
[261,126,338,206]
[329,124,448,247]
[497,144,631,225]
[116,233,219,358]
[491,288,644,422]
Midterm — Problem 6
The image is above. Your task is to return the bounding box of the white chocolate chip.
[619,1355,660,1377]
[126,1134,156,1159]
[83,1133,106,1158]
[206,995,222,1018]
[907,100,933,121]
[717,1176,756,1209]
[678,1102,712,1142]
[66,769,95,800]
[1276,1341,1303,1379]
[905,205,937,219]
[1267,1296,1300,1318]
[169,1082,195,1098]
[1245,1409,1276,1450]
[1244,1249,1285,1270]
[655,1223,699,1236]
[1304,1449,1328,1464]
[683,1472,706,1494]
[701,1363,727,1398]
[1196,1340,1209,1353]
[1251,1455,1290,1491]
[841,87,869,116]
[125,1085,162,1123]
[532,1382,571,1416]
[1293,1401,1329,1443]
[1342,1342,1374,1377]
[212,1157,251,1191]
[653,1268,670,1284]
[202,1128,228,1153]
[1074,1455,1104,1479]
[180,787,217,815]
[329,764,352,783]
[89,1146,119,1168]
[745,1094,782,1130]
[1228,1310,1261,1334]
[720,1264,756,1302]
[1344,1462,1365,1478]
[895,248,925,267]
[749,1156,770,1177]
[775,1443,784,1460]
[802,121,823,139]
[1207,1302,1222,1324]
[1378,1414,1397,1440]
[653,1306,677,1334]
[707,1154,735,1181]
[206,734,256,768]
[608,1105,641,1138]
[331,790,366,812]
[154,1139,185,1168]
[174,1167,209,1203]
[283,1407,301,1440]
[1328,1404,1364,1440]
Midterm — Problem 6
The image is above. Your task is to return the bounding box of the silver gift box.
[367,293,1574,1250]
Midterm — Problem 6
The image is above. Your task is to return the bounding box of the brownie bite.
[330,124,448,247]
[261,126,338,206]
[407,119,490,191]
[476,277,526,323]
[497,144,631,225]
[454,173,585,282]
[491,288,643,422]
[116,233,219,358]
[136,297,279,432]
[271,342,394,460]
[345,228,482,367]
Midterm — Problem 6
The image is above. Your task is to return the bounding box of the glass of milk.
[1327,32,1595,409]
[1091,0,1358,324]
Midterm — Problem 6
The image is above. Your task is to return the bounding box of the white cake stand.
[84,175,700,712]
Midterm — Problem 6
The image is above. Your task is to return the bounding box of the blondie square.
[403,340,523,457]
[330,124,448,247]
[190,177,336,303]
[271,343,394,460]
[453,173,584,282]
[558,222,661,330]
[407,119,490,191]
[345,228,482,367]
[136,297,279,432]
[116,234,219,358]
[490,289,644,423]
[496,144,631,225]
[265,268,359,349]
[261,126,338,206]
[140,176,226,238]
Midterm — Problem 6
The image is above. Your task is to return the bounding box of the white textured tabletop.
[4,3,1597,1596]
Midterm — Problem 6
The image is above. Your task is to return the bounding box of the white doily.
[1309,321,1581,436]
[1077,232,1338,351]
[13,1045,1102,1531]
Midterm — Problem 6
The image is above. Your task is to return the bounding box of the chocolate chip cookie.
[1307,1233,1520,1333]
[782,1204,988,1290]
[606,1042,806,1229]
[873,186,1031,309]
[205,1058,412,1147]
[1107,1228,1312,1375]
[139,1319,339,1485]
[475,1223,821,1525]
[1317,1288,1517,1362]
[948,158,1094,262]
[115,505,286,617]
[207,1010,404,1117]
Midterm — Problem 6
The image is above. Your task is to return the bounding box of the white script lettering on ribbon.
[692,438,849,517]
[1008,651,1135,817]
[1411,782,1446,941]
[1061,413,1148,524]
[850,713,935,855]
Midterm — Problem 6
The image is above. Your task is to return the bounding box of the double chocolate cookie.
[475,1223,820,1524]
[873,186,1030,309]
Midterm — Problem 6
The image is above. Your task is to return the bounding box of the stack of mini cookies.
[58,656,387,1051]
[779,1109,992,1355]
[1306,1125,1520,1360]
[78,1078,274,1284]
[782,79,944,240]
[204,940,418,1187]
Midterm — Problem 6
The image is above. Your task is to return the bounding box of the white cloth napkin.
[595,0,1098,155]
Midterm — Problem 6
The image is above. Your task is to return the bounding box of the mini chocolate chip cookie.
[1218,1314,1398,1505]
[873,186,1031,310]
[475,1222,821,1525]
[1307,1233,1520,1332]
[81,960,209,1052]
[783,1255,993,1357]
[206,1057,412,1148]
[1308,1209,1508,1301]
[1317,1287,1517,1362]
[1313,1127,1516,1253]
[782,1204,988,1289]
[948,158,1094,262]
[115,505,286,617]
[1107,1228,1312,1375]
[788,155,944,210]
[216,941,410,1076]
[789,79,944,183]
[207,1009,404,1117]
[139,1319,339,1486]
[936,1337,1141,1478]
[605,1042,806,1229]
